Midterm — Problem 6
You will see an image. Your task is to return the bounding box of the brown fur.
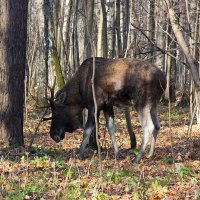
[50,57,166,161]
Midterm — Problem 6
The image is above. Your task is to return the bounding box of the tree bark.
[148,0,155,62]
[84,0,94,58]
[155,0,166,69]
[97,0,108,58]
[123,0,129,53]
[97,2,103,57]
[101,0,108,58]
[64,0,73,56]
[115,0,122,57]
[168,7,200,108]
[187,0,200,123]
[0,0,28,147]
[43,0,50,98]
[112,1,116,58]
[72,0,80,71]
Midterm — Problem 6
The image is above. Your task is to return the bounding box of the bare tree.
[0,0,28,147]
[115,0,122,57]
[83,0,95,58]
[25,0,200,127]
[97,0,108,58]
[155,0,166,69]
[147,0,156,61]
[43,0,50,98]
[166,0,200,121]
[72,0,80,70]
[122,0,130,54]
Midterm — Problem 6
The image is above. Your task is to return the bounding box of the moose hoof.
[86,144,98,151]
[147,150,154,159]
[134,152,145,163]
[77,153,86,160]
[146,153,153,159]
[134,156,141,163]
[115,151,123,159]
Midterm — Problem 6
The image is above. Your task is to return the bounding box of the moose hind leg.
[135,106,155,162]
[104,107,119,157]
[148,106,160,158]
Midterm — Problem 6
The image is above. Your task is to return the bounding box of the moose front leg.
[125,107,136,149]
[88,110,101,150]
[88,130,98,150]
[79,108,95,159]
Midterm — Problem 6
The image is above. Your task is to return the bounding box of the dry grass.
[0,105,199,199]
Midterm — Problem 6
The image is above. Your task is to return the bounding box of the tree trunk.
[75,0,80,67]
[0,0,28,147]
[101,0,108,58]
[43,0,50,98]
[155,0,166,69]
[84,0,94,58]
[63,0,73,79]
[115,0,122,57]
[168,6,200,110]
[187,0,200,123]
[112,2,116,58]
[97,2,103,57]
[72,0,80,71]
[97,0,108,58]
[165,18,176,102]
[123,0,129,54]
[50,47,65,89]
[147,0,155,62]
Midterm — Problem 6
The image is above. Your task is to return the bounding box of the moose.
[48,57,166,162]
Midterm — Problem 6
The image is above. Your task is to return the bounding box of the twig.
[131,23,189,67]
[87,152,97,177]
[131,23,166,54]
[187,104,197,137]
[168,99,175,169]
[134,166,146,195]
[84,2,102,176]
[29,109,49,148]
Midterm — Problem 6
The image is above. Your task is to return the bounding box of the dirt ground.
[0,105,200,199]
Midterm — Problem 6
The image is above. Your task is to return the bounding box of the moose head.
[44,79,82,143]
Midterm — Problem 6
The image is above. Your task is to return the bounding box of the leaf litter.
[0,105,199,199]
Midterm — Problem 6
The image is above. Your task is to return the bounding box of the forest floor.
[0,104,200,200]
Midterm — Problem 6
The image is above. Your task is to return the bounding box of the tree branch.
[131,23,189,67]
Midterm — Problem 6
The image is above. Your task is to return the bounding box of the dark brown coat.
[50,57,166,162]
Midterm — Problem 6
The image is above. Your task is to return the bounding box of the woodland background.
[27,0,200,115]
[0,0,200,199]
[26,0,200,123]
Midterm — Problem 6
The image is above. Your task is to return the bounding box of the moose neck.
[63,74,83,115]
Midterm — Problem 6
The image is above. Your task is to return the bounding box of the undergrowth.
[0,106,200,199]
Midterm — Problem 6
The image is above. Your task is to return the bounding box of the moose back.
[49,57,166,162]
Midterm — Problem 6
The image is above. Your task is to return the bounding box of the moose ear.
[56,92,66,104]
